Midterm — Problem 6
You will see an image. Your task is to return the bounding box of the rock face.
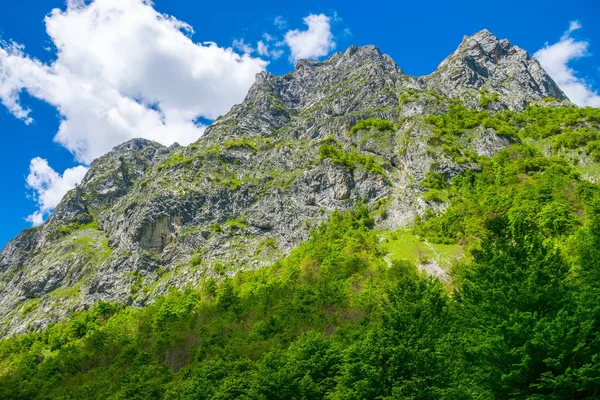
[0,29,571,336]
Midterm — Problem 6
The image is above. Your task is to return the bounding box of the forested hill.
[2,29,600,398]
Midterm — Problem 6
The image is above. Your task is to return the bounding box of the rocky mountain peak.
[425,29,568,110]
[112,137,166,155]
[207,44,403,141]
[290,45,395,77]
[451,29,530,68]
[80,138,167,184]
[325,44,401,73]
[49,138,170,227]
[80,137,167,191]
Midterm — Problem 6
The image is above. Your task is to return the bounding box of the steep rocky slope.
[0,29,569,336]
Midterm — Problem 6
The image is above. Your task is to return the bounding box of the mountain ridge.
[0,29,575,336]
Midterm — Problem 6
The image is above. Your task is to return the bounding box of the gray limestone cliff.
[0,29,571,336]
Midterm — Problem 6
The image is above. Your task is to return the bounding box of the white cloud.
[0,0,268,164]
[534,21,600,107]
[284,14,335,62]
[25,158,89,225]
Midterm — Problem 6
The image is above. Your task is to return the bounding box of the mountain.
[0,29,573,336]
[3,29,600,399]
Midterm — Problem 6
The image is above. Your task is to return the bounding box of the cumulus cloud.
[0,0,267,164]
[534,21,600,107]
[285,14,335,61]
[25,158,89,225]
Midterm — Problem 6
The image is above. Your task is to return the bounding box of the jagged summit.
[426,29,567,109]
[341,44,382,57]
[206,43,402,141]
[229,32,569,134]
[323,44,402,72]
[109,137,165,151]
[437,28,533,69]
[208,30,568,145]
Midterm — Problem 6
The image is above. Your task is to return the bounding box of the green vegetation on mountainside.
[414,144,586,246]
[424,103,600,170]
[415,104,600,246]
[318,136,388,176]
[348,117,397,136]
[2,104,600,398]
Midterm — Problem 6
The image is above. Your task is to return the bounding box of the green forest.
[2,105,600,399]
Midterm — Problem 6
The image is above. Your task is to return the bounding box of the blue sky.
[0,0,599,247]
